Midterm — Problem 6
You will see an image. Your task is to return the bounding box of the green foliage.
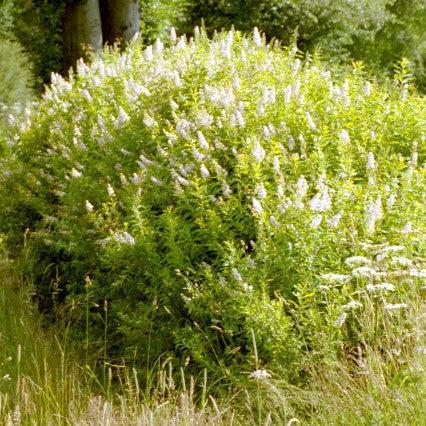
[188,0,426,90]
[190,0,389,51]
[0,0,14,38]
[0,40,33,133]
[11,0,64,91]
[0,243,424,423]
[140,0,192,44]
[357,0,426,92]
[0,40,33,105]
[0,30,424,387]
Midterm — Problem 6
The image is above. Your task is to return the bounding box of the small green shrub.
[0,29,424,386]
[0,39,33,133]
[0,40,33,105]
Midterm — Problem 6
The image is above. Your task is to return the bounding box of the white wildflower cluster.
[364,81,371,97]
[256,184,267,200]
[401,221,413,234]
[345,256,371,268]
[326,212,342,228]
[113,232,136,246]
[249,369,270,380]
[107,184,115,197]
[305,111,317,132]
[352,266,377,278]
[115,107,130,128]
[252,141,266,163]
[200,164,210,179]
[176,118,193,139]
[366,152,376,186]
[231,268,243,282]
[366,196,383,234]
[252,197,264,215]
[339,129,350,144]
[85,200,94,213]
[321,273,350,282]
[295,175,308,200]
[309,180,331,213]
[203,85,235,109]
[406,141,418,180]
[252,27,263,47]
[310,215,323,229]
[335,312,347,327]
[70,168,82,178]
[343,301,362,310]
[375,245,405,261]
[366,282,395,292]
[220,31,234,59]
[384,303,408,311]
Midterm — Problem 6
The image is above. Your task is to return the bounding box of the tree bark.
[100,0,140,46]
[62,0,103,72]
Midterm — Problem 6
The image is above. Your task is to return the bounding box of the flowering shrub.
[0,29,424,383]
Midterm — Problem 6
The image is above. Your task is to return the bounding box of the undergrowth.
[0,256,424,424]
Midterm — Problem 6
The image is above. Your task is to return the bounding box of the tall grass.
[0,260,236,424]
[0,252,424,424]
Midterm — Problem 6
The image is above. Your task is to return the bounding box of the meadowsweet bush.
[0,29,425,385]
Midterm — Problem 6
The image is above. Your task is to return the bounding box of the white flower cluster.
[249,369,271,380]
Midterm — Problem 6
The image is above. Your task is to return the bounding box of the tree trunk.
[62,0,103,72]
[100,0,140,46]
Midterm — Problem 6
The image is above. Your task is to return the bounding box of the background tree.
[100,0,140,45]
[63,0,141,72]
[63,0,103,71]
[10,0,141,90]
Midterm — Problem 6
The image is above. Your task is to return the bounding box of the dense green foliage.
[0,40,33,132]
[140,0,191,44]
[191,0,393,53]
[190,0,426,90]
[10,0,64,91]
[361,0,426,90]
[0,0,14,38]
[1,31,424,387]
[1,259,423,424]
[0,40,33,105]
